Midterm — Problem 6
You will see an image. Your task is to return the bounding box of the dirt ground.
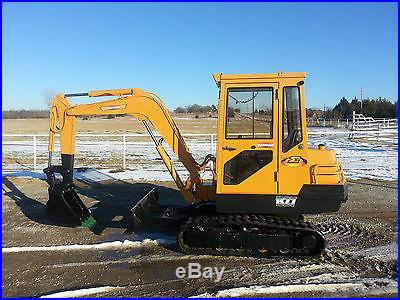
[2,175,398,297]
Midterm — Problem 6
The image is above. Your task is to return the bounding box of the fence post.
[122,135,126,170]
[33,135,37,170]
[337,119,340,128]
[210,134,214,154]
[377,124,381,142]
[346,119,349,128]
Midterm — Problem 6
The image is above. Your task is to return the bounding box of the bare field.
[2,114,218,135]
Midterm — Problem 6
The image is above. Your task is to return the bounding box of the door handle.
[222,145,236,151]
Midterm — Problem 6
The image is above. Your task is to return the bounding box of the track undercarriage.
[178,214,325,257]
[128,188,326,257]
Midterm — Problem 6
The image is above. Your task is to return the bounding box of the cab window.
[224,150,273,185]
[226,87,273,139]
[282,86,303,152]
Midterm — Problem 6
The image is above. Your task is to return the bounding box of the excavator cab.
[213,73,347,215]
[43,72,347,257]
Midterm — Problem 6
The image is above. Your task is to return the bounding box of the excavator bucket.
[125,188,188,234]
[44,166,96,228]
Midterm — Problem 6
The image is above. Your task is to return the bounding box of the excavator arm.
[47,88,215,204]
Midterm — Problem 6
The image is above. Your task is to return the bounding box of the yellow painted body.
[48,72,345,204]
[214,72,345,196]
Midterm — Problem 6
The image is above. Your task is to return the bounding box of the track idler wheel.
[302,234,317,251]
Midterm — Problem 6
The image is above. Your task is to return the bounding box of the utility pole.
[360,86,363,110]
[252,91,255,139]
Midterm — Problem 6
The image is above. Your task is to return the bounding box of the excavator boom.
[47,88,215,204]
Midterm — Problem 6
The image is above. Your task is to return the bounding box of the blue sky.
[2,2,398,110]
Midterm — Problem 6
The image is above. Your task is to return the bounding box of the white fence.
[306,118,351,128]
[2,133,216,170]
[2,130,397,171]
[352,111,398,131]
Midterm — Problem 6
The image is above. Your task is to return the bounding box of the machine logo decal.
[281,156,307,167]
[276,196,297,207]
[257,143,274,148]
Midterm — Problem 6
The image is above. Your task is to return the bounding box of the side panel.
[215,183,348,214]
[216,82,279,195]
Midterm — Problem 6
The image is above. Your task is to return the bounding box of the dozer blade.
[125,188,187,234]
[44,167,96,228]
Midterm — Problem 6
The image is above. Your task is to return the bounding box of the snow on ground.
[40,286,123,298]
[2,237,175,254]
[2,128,398,181]
[38,279,398,298]
[1,170,46,180]
[191,279,398,298]
[308,129,398,181]
[349,243,398,262]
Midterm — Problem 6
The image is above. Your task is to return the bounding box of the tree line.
[1,110,126,119]
[173,98,397,120]
[2,109,49,119]
[174,104,217,114]
[331,97,397,119]
[3,97,397,119]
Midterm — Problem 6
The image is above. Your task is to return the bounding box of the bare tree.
[42,89,57,108]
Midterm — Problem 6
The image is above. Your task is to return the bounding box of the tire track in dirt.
[319,249,398,279]
[317,222,390,244]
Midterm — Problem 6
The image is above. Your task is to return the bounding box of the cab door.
[216,82,279,195]
[278,83,309,195]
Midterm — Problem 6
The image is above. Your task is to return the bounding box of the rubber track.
[177,214,325,257]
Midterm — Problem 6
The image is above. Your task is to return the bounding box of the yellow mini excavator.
[44,72,347,257]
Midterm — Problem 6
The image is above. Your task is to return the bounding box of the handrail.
[310,164,345,184]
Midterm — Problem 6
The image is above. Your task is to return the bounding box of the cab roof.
[212,72,306,88]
